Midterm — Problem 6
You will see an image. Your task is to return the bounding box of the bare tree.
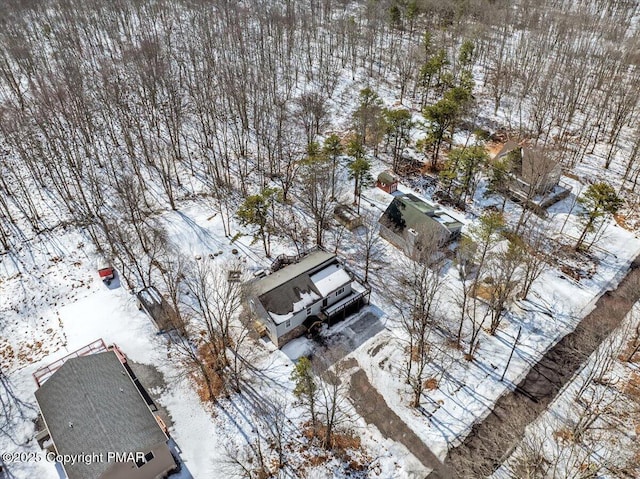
[0,371,36,442]
[298,145,336,248]
[486,240,523,335]
[316,367,350,450]
[517,220,552,300]
[624,311,640,362]
[355,209,386,283]
[182,258,246,397]
[388,228,447,406]
[455,212,504,350]
[293,90,330,147]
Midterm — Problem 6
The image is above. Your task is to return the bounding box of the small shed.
[334,205,363,230]
[137,286,179,333]
[376,170,399,194]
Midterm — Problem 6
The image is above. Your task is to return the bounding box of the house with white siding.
[249,250,370,347]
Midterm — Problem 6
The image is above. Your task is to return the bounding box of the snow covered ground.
[334,170,640,463]
[0,205,424,479]
[3,172,640,479]
[491,302,640,478]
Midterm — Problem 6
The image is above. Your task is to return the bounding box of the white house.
[249,250,369,347]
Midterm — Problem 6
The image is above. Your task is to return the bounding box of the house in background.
[34,342,176,479]
[249,250,370,347]
[494,141,563,196]
[379,193,463,259]
[376,170,399,194]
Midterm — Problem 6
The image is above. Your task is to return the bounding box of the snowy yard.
[0,207,424,479]
[1,2,640,478]
[492,302,640,478]
[3,172,640,478]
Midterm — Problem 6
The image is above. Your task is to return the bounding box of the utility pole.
[501,326,522,382]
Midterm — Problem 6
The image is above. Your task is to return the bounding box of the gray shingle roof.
[379,194,462,237]
[253,250,335,298]
[35,351,167,479]
[252,250,338,318]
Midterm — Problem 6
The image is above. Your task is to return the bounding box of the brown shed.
[376,170,399,194]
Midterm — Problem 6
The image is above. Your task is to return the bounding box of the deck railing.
[33,339,127,387]
[270,246,322,272]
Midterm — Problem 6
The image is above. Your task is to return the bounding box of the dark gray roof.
[35,351,167,479]
[379,194,462,236]
[252,251,337,318]
[253,250,335,298]
[259,273,321,316]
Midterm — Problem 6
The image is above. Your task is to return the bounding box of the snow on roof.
[268,290,322,325]
[253,250,336,297]
[310,263,352,297]
[140,287,163,306]
[292,291,321,314]
[269,311,293,325]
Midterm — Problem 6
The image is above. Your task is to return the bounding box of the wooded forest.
[1,0,638,275]
[2,1,640,478]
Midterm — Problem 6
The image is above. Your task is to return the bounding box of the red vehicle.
[97,259,115,284]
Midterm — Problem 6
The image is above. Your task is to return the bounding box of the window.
[335,287,344,297]
[135,451,154,468]
[322,298,328,307]
[285,319,291,328]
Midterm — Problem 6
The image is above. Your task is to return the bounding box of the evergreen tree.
[384,108,413,172]
[291,357,318,432]
[488,153,513,212]
[389,4,402,29]
[441,145,488,202]
[407,1,419,34]
[458,40,475,71]
[237,187,280,257]
[575,182,622,250]
[323,134,344,199]
[346,137,372,214]
[419,48,448,105]
[422,96,460,170]
[421,85,474,170]
[353,87,384,147]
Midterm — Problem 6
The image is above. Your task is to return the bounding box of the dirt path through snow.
[346,360,455,479]
[429,255,640,478]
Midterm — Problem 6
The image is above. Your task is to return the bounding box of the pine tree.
[575,182,622,250]
[237,188,280,257]
[323,134,344,199]
[352,87,384,147]
[384,108,413,172]
[291,357,318,432]
[346,137,372,214]
[444,145,488,202]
